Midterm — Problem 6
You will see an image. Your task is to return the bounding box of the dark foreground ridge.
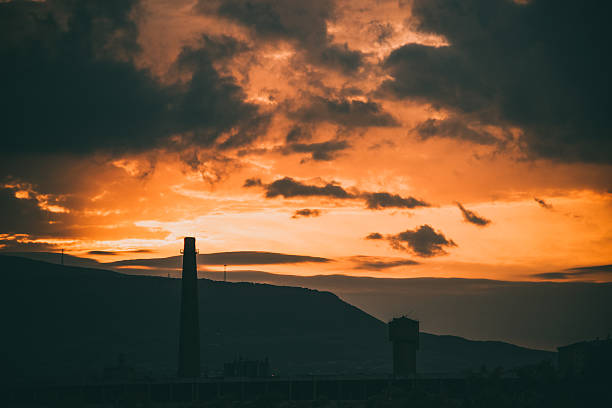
[7,372,612,407]
[0,255,552,386]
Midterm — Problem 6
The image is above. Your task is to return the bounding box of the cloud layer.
[456,203,491,226]
[292,209,322,218]
[532,265,612,281]
[363,192,428,210]
[381,0,612,163]
[0,1,267,155]
[263,177,354,199]
[367,225,456,257]
[205,0,364,73]
[534,197,553,210]
[108,251,331,268]
[350,256,419,271]
[248,177,430,211]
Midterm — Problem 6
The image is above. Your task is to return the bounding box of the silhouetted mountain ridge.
[0,255,552,384]
[5,252,611,350]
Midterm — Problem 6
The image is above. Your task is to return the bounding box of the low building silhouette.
[103,353,135,381]
[389,316,419,377]
[224,357,270,378]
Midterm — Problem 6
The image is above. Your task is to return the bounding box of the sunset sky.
[1,0,611,282]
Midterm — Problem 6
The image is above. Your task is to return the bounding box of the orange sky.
[1,0,611,282]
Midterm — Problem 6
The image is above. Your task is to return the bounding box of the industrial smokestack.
[178,237,200,378]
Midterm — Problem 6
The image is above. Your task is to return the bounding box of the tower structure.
[389,316,419,376]
[178,237,200,378]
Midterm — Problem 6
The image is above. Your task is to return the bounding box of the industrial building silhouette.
[224,357,271,378]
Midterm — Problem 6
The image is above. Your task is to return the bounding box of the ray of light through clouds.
[0,0,611,282]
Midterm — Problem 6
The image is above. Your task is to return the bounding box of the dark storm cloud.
[189,34,250,61]
[0,238,59,253]
[413,118,501,146]
[368,139,396,150]
[283,140,350,161]
[206,0,364,73]
[281,96,397,158]
[291,96,398,128]
[243,178,263,188]
[532,265,612,280]
[365,232,384,240]
[368,21,395,45]
[380,0,612,163]
[251,177,431,211]
[166,36,269,151]
[0,0,157,154]
[0,185,70,237]
[456,202,491,226]
[381,225,457,257]
[350,256,419,271]
[285,125,312,143]
[284,125,350,161]
[0,1,267,155]
[265,177,355,199]
[534,197,553,210]
[318,43,363,73]
[292,209,322,219]
[362,192,429,210]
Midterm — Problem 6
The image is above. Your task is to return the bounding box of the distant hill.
[0,251,103,268]
[7,251,611,351]
[0,255,552,384]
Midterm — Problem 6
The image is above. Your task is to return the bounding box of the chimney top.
[183,237,196,252]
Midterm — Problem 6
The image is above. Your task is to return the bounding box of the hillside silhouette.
[7,251,611,351]
[0,255,552,384]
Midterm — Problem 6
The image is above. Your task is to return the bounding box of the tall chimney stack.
[178,237,200,377]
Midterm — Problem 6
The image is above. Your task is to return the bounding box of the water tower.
[389,316,419,376]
